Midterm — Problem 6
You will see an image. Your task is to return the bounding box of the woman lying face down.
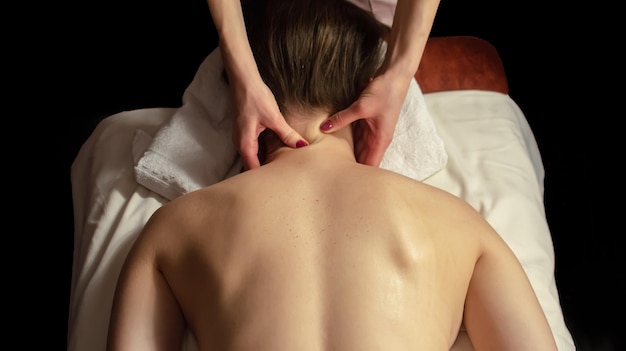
[106,0,558,350]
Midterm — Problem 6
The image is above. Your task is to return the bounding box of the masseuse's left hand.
[319,70,412,167]
[317,0,440,167]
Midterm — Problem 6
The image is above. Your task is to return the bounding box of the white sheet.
[68,91,575,351]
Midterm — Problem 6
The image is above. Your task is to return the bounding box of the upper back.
[144,159,493,350]
[162,158,485,268]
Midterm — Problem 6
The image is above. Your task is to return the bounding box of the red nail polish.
[321,120,333,131]
[296,140,308,148]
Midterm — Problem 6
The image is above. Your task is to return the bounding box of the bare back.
[107,148,557,351]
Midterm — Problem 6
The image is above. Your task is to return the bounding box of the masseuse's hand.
[320,72,411,167]
[230,76,308,170]
[205,0,308,171]
[315,0,440,167]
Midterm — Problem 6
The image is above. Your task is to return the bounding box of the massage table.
[67,35,575,350]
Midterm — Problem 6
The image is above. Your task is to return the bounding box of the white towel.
[133,48,447,201]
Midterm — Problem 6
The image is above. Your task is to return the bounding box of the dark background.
[44,0,621,349]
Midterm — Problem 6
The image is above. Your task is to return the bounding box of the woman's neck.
[262,111,356,164]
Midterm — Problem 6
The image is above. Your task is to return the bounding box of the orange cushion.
[415,36,509,94]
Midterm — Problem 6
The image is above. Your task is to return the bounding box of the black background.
[39,0,622,349]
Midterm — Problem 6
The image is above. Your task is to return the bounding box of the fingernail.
[296,140,308,148]
[320,120,333,131]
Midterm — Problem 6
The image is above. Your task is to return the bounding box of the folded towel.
[134,48,447,201]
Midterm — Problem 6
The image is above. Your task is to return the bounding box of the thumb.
[320,103,362,134]
[270,119,309,149]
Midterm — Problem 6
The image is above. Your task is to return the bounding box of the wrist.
[378,49,418,84]
[219,37,260,83]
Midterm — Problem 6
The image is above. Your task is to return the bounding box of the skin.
[107,111,559,351]
[205,0,441,170]
[324,0,441,167]
[207,0,307,170]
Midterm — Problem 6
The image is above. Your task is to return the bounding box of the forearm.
[383,0,440,78]
[206,0,259,83]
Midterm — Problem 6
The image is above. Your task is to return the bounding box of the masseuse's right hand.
[229,75,308,170]
[205,0,308,170]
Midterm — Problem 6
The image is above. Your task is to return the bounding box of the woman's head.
[242,0,388,118]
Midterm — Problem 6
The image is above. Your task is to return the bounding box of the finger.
[235,126,262,170]
[241,146,261,170]
[361,137,390,167]
[320,103,363,134]
[267,118,309,148]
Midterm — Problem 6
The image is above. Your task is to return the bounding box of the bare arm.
[321,0,440,167]
[107,218,186,351]
[205,0,307,170]
[206,0,256,90]
[464,230,558,350]
[384,0,440,79]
